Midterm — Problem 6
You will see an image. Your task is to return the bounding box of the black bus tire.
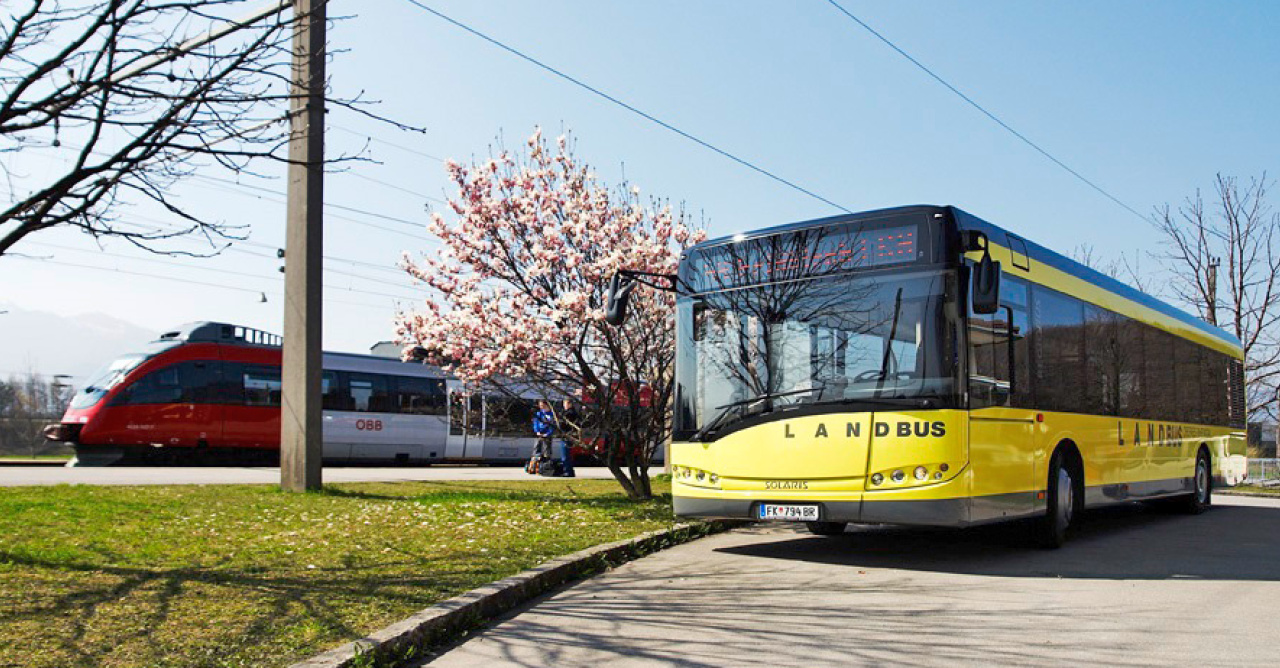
[1179,449,1212,515]
[806,521,847,536]
[1037,450,1077,549]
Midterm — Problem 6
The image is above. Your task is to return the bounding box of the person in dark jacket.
[557,398,578,478]
[532,400,556,461]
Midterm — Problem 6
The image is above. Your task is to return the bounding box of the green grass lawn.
[0,480,676,667]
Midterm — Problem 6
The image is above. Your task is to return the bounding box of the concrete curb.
[1218,490,1280,499]
[290,520,740,668]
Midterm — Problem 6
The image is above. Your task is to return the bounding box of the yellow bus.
[609,205,1248,547]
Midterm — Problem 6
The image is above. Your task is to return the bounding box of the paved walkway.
[0,466,633,487]
[423,495,1280,667]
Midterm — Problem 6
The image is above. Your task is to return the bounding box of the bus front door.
[967,281,1037,520]
[445,390,486,459]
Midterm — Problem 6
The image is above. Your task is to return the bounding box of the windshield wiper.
[875,287,904,399]
[692,387,824,442]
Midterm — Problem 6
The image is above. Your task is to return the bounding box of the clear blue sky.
[2,1,1278,377]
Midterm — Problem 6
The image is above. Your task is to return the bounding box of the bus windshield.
[674,269,961,440]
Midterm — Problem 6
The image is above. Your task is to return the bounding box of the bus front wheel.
[1037,450,1078,549]
[806,521,848,536]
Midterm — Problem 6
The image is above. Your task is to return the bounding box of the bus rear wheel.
[1037,451,1077,549]
[806,521,847,536]
[1178,450,1212,515]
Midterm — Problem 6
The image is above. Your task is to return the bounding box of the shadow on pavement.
[716,500,1280,581]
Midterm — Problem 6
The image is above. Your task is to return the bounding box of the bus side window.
[969,278,1029,409]
[1032,286,1085,413]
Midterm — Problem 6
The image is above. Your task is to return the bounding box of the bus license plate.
[758,504,819,521]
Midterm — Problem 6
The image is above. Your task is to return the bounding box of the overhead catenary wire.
[117,211,409,276]
[824,0,1147,223]
[189,174,432,232]
[9,140,438,241]
[27,239,421,296]
[4,255,406,312]
[399,0,853,214]
[330,124,448,163]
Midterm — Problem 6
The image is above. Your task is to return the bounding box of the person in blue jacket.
[532,400,557,462]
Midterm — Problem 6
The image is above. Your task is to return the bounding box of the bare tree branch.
[0,0,425,256]
[1150,172,1280,419]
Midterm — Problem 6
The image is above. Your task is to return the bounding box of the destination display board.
[681,221,928,292]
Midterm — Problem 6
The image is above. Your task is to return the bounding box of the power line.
[118,211,407,275]
[344,171,446,204]
[331,124,448,163]
[189,174,430,230]
[824,0,1147,223]
[4,255,405,312]
[28,239,420,296]
[400,0,853,214]
[187,176,436,243]
[12,141,437,240]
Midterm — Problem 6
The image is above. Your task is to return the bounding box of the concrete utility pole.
[281,0,326,492]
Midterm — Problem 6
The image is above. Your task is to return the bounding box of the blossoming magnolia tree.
[396,130,704,500]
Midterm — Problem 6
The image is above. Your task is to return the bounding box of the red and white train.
[44,322,547,466]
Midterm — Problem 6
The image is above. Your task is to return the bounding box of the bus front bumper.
[673,494,973,527]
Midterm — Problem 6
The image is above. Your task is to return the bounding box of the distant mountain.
[0,307,157,386]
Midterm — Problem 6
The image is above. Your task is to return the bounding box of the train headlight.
[914,466,928,481]
[696,470,705,481]
[891,469,905,483]
[709,474,719,484]
[870,472,884,486]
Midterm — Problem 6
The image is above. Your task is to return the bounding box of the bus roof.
[686,205,1243,356]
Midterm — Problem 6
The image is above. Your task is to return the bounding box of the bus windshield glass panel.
[673,269,961,440]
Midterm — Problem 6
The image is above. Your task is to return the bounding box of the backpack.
[538,458,563,477]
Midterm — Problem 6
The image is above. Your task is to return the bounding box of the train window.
[321,371,350,410]
[396,376,445,415]
[114,365,182,404]
[112,362,216,405]
[243,366,282,407]
[348,373,392,413]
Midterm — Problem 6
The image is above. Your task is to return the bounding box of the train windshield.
[69,353,149,409]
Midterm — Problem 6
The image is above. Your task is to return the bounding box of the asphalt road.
[425,495,1280,667]
[0,465,629,487]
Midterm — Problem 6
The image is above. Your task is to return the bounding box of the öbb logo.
[355,419,384,431]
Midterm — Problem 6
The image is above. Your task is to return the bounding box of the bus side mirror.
[972,250,1001,315]
[605,273,636,326]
